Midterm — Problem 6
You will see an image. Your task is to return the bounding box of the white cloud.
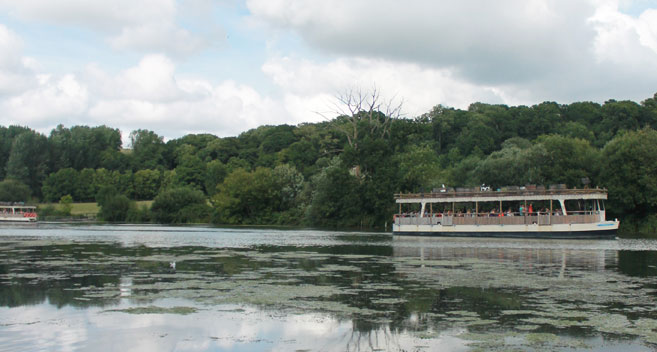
[109,23,206,56]
[85,77,287,139]
[0,25,88,126]
[1,74,89,126]
[263,56,516,120]
[248,0,598,85]
[589,2,657,65]
[0,24,22,68]
[1,51,292,140]
[0,0,213,57]
[636,9,657,52]
[0,22,288,141]
[87,55,183,102]
[0,0,175,30]
[249,0,657,105]
[0,23,287,141]
[0,24,36,95]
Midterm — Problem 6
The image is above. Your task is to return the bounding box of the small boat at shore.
[392,186,619,239]
[0,204,38,222]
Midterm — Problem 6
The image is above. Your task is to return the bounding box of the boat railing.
[394,212,600,226]
[0,207,37,219]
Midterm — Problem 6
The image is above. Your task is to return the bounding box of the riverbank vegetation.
[1,91,657,235]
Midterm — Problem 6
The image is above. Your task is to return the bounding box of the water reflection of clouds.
[0,304,89,352]
[0,301,465,351]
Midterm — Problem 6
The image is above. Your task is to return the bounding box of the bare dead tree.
[318,85,404,151]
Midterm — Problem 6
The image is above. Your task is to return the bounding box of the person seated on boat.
[489,209,497,217]
[506,208,514,216]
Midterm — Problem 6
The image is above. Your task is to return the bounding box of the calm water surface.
[1,224,657,351]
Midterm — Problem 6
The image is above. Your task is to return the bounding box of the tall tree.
[48,125,123,172]
[600,128,657,218]
[129,129,165,170]
[307,159,362,228]
[0,126,31,179]
[5,130,49,197]
[323,87,402,177]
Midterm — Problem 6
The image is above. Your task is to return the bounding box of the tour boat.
[0,204,38,222]
[392,186,619,239]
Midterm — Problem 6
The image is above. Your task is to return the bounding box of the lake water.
[1,224,657,351]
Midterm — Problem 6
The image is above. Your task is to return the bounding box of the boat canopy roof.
[0,204,36,209]
[395,188,608,204]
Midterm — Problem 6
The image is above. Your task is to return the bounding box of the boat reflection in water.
[392,237,618,274]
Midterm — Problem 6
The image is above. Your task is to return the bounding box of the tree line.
[1,92,657,234]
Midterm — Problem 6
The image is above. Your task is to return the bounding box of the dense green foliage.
[98,195,133,222]
[211,165,304,225]
[2,92,657,233]
[151,187,211,224]
[600,128,657,234]
[0,179,31,202]
[58,195,73,216]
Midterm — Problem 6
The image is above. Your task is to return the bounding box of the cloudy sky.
[1,0,657,144]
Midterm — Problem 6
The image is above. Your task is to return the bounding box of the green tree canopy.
[600,128,657,218]
[129,129,165,170]
[151,187,210,223]
[5,130,49,196]
[98,194,133,222]
[41,168,79,202]
[133,169,161,200]
[0,179,31,202]
[307,159,362,228]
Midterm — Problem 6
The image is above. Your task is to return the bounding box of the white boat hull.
[0,215,37,222]
[393,221,619,239]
